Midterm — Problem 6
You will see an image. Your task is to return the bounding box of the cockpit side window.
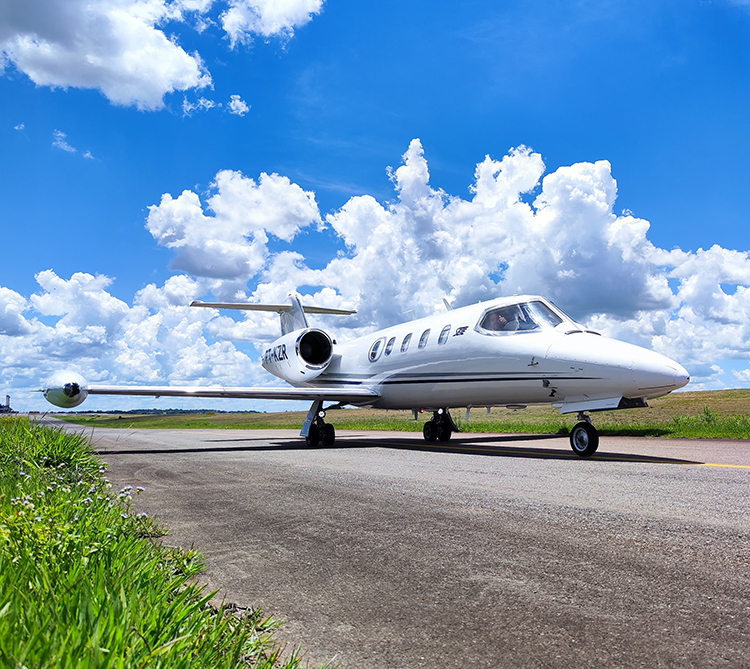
[526,301,563,328]
[480,305,533,332]
[478,300,564,334]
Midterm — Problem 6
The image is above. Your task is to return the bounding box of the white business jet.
[44,292,689,457]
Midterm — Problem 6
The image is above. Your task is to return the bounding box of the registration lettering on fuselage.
[262,344,288,365]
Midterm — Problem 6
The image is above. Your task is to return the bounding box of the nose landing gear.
[569,412,599,457]
[422,408,458,443]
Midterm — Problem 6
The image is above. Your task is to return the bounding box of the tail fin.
[280,293,308,335]
[190,291,356,335]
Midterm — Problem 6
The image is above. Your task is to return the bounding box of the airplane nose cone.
[674,365,690,389]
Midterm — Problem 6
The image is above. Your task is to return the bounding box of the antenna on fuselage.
[443,298,454,311]
[403,309,417,321]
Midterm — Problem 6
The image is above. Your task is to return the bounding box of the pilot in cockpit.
[484,307,519,331]
[486,310,508,330]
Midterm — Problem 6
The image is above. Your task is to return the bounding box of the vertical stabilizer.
[280,292,309,335]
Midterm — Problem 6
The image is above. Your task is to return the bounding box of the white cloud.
[0,271,267,409]
[141,139,750,386]
[52,129,77,153]
[0,287,35,336]
[146,169,321,291]
[52,129,95,158]
[182,96,218,116]
[5,139,750,410]
[228,93,249,115]
[0,0,325,110]
[0,0,212,111]
[221,0,324,46]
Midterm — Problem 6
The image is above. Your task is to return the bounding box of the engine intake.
[298,330,332,367]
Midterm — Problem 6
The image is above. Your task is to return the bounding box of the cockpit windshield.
[478,300,564,334]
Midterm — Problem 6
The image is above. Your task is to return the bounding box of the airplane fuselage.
[43,292,689,456]
[308,295,688,413]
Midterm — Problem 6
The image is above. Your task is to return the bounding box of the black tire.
[306,424,320,447]
[323,423,335,446]
[570,421,599,457]
[423,420,437,442]
[437,424,452,442]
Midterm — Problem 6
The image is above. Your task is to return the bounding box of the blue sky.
[2,0,750,409]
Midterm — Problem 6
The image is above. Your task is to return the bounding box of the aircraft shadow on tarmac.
[96,432,701,465]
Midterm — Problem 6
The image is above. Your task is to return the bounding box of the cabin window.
[418,328,430,349]
[368,337,386,362]
[385,336,396,356]
[401,333,412,352]
[438,325,451,346]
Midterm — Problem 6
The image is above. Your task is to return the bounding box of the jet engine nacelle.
[261,328,333,384]
[44,371,89,408]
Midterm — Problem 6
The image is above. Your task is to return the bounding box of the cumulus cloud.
[221,0,324,46]
[140,139,750,386]
[0,0,211,110]
[146,169,321,291]
[0,0,324,110]
[4,139,750,409]
[0,271,266,409]
[228,93,249,115]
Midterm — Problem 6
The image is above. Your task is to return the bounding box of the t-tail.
[190,292,356,384]
[190,291,355,335]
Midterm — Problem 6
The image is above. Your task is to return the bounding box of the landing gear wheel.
[322,423,335,446]
[570,421,599,457]
[306,424,320,447]
[423,420,437,442]
[437,424,452,442]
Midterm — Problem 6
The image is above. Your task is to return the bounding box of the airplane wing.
[42,370,381,408]
[86,384,379,403]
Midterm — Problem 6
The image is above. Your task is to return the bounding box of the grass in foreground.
[59,389,750,440]
[0,417,326,668]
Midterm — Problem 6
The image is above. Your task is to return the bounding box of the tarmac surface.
[71,425,750,668]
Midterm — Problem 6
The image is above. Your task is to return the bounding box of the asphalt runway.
[78,426,749,668]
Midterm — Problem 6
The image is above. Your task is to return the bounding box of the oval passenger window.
[368,338,385,362]
[418,329,430,349]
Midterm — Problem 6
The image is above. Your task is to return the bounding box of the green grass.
[59,389,750,439]
[0,417,328,668]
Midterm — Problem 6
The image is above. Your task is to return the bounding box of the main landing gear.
[569,412,599,457]
[422,408,459,443]
[302,400,336,447]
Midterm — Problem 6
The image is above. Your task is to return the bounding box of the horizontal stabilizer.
[190,301,356,315]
